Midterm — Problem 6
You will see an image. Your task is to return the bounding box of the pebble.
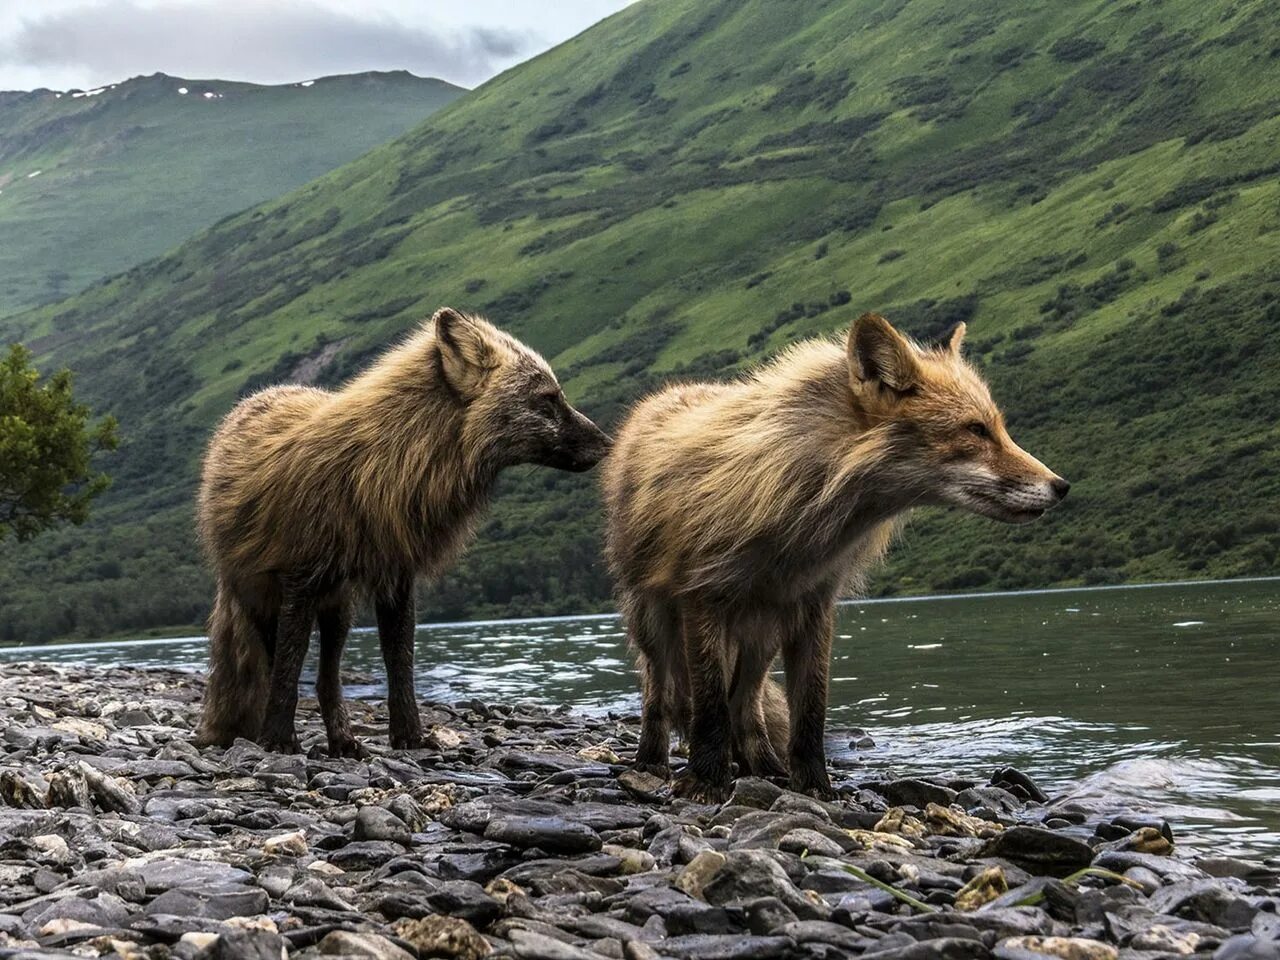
[0,661,1273,960]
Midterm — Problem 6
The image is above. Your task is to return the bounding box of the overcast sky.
[0,0,637,92]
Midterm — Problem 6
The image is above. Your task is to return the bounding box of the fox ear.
[848,312,919,393]
[434,307,496,394]
[946,321,967,354]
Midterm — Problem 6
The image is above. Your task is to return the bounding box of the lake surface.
[3,578,1278,857]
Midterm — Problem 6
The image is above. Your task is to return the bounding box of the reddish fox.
[195,308,610,756]
[603,313,1068,801]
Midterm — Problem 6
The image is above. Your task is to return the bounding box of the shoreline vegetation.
[0,662,1277,959]
[2,574,1276,650]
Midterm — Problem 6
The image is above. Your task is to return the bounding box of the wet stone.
[27,893,133,930]
[661,900,738,935]
[726,778,786,811]
[484,815,603,854]
[780,919,869,951]
[313,930,415,959]
[659,934,797,960]
[133,858,253,892]
[980,826,1095,875]
[1147,880,1259,930]
[353,805,412,845]
[871,778,959,810]
[327,839,407,869]
[145,886,269,920]
[434,849,524,882]
[195,927,288,959]
[991,768,1050,804]
[779,828,844,858]
[702,850,828,921]
[394,915,492,959]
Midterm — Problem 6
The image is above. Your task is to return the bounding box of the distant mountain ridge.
[0,70,464,317]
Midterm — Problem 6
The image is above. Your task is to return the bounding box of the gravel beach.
[0,661,1276,960]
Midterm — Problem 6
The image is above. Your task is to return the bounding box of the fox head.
[432,307,611,472]
[847,312,1069,524]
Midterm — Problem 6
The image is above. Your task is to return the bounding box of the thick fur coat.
[603,313,1067,800]
[195,308,610,754]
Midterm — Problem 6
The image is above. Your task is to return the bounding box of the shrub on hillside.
[1049,37,1105,63]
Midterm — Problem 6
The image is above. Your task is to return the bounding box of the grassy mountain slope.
[0,71,462,317]
[3,0,1279,641]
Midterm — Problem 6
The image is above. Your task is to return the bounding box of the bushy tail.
[193,582,269,746]
[665,658,791,771]
[758,675,790,761]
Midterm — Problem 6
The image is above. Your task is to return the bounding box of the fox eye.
[966,421,991,440]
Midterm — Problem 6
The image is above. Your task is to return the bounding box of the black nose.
[1050,477,1071,500]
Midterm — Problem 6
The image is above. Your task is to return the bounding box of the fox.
[602,312,1068,801]
[194,308,611,755]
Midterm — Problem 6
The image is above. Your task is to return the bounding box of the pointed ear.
[847,312,920,393]
[434,307,496,394]
[946,321,967,354]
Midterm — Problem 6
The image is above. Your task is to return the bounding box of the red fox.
[603,313,1068,801]
[195,308,611,755]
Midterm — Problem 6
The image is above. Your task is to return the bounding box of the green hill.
[0,70,462,317]
[3,0,1279,642]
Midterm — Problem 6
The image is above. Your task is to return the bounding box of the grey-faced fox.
[195,308,610,755]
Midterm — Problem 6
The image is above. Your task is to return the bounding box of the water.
[3,578,1278,857]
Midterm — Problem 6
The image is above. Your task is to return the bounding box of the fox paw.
[389,731,425,751]
[630,760,671,780]
[790,773,836,801]
[672,771,730,805]
[258,730,302,754]
[328,733,368,759]
[743,746,789,780]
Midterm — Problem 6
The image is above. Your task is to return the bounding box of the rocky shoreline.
[0,662,1276,960]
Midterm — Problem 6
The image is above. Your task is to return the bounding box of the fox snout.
[994,467,1070,524]
[567,418,613,472]
[551,410,612,473]
[949,450,1069,525]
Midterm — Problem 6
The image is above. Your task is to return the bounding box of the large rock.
[327,840,407,869]
[27,892,132,930]
[870,778,959,809]
[316,930,416,959]
[484,815,602,854]
[196,927,288,960]
[658,934,796,960]
[1147,881,1259,931]
[979,827,1094,875]
[394,915,491,959]
[701,850,827,921]
[994,936,1117,960]
[145,886,269,920]
[133,858,252,893]
[354,805,413,845]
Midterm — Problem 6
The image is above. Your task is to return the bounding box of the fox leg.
[673,599,733,804]
[627,592,679,777]
[377,573,422,750]
[317,596,365,759]
[729,619,788,780]
[780,594,836,799]
[634,655,671,777]
[259,581,316,754]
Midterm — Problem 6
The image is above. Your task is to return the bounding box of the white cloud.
[0,0,638,91]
